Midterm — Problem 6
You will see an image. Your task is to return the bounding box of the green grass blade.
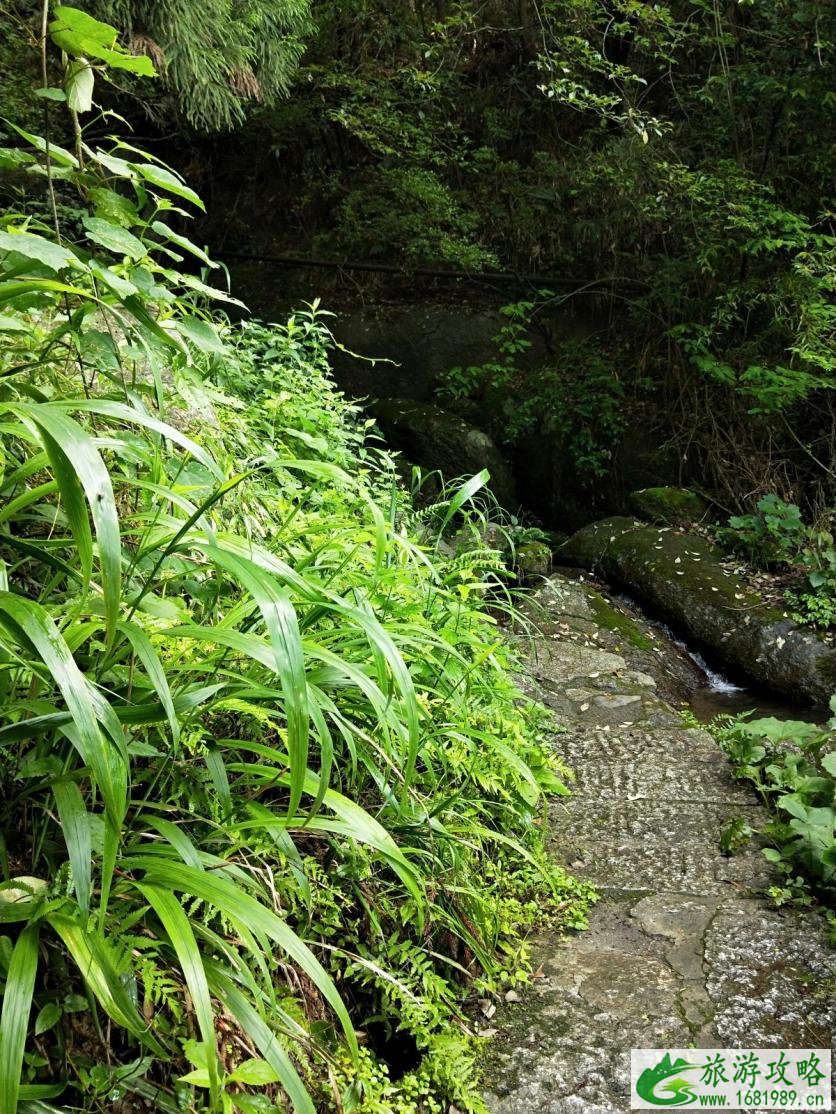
[209,967,316,1114]
[52,399,222,479]
[48,913,164,1055]
[140,816,205,871]
[438,469,489,534]
[117,620,179,746]
[0,593,126,827]
[0,922,39,1114]
[51,779,91,913]
[137,883,219,1105]
[25,428,92,599]
[135,858,357,1058]
[203,546,310,817]
[8,404,121,643]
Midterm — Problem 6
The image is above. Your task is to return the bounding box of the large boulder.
[367,398,517,508]
[629,486,708,525]
[560,517,836,704]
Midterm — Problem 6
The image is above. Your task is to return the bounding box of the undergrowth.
[704,709,836,910]
[717,495,836,630]
[0,10,592,1112]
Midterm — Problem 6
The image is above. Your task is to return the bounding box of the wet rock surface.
[482,575,835,1113]
[560,517,836,704]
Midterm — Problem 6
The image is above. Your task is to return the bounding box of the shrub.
[718,495,836,629]
[710,710,836,906]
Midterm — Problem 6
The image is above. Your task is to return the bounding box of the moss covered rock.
[629,486,708,525]
[515,541,552,582]
[560,517,836,704]
[367,397,517,508]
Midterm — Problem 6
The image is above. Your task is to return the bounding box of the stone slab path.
[483,575,836,1113]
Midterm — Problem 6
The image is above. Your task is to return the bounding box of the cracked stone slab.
[705,898,836,1051]
[630,893,719,980]
[531,643,631,685]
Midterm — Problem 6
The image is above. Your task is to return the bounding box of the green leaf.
[150,222,216,267]
[65,59,95,113]
[742,717,824,744]
[137,884,219,1103]
[438,469,489,533]
[8,403,122,643]
[33,87,67,102]
[88,258,137,300]
[0,878,48,924]
[34,1003,62,1037]
[52,780,92,912]
[821,751,836,777]
[53,397,222,478]
[134,858,357,1057]
[0,923,39,1114]
[0,278,93,308]
[87,187,139,229]
[51,7,118,48]
[176,317,225,354]
[0,148,36,170]
[183,1039,209,1069]
[0,231,79,274]
[117,621,179,746]
[48,913,163,1054]
[49,7,156,76]
[228,1059,280,1086]
[131,162,204,210]
[203,546,309,817]
[82,216,146,262]
[234,1097,281,1114]
[178,1069,211,1087]
[85,146,136,180]
[0,594,126,828]
[208,969,316,1114]
[2,122,78,168]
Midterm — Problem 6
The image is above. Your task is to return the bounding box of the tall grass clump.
[0,9,591,1111]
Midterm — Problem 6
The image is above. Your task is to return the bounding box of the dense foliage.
[5,0,313,131]
[0,14,593,1112]
[718,496,836,629]
[709,710,836,909]
[181,0,834,515]
[4,0,834,517]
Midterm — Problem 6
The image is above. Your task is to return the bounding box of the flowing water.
[610,588,829,725]
[686,650,828,724]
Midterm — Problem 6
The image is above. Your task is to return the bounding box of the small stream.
[633,598,828,726]
[684,649,826,724]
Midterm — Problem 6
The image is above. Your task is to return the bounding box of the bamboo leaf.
[117,620,179,746]
[7,404,121,642]
[0,593,126,827]
[134,858,357,1057]
[0,922,39,1114]
[137,884,219,1103]
[48,913,164,1055]
[207,967,316,1114]
[203,546,309,817]
[52,779,92,912]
